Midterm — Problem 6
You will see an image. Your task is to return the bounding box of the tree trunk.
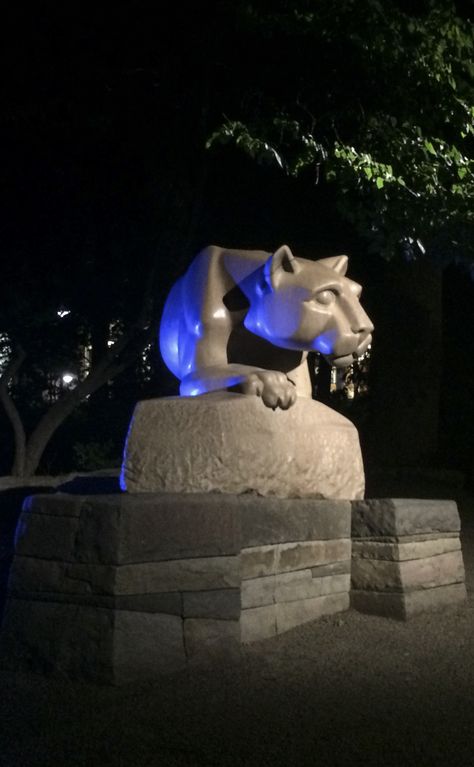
[1,316,156,477]
[22,389,85,476]
[0,346,27,476]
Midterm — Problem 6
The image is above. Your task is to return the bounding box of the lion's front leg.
[180,363,297,409]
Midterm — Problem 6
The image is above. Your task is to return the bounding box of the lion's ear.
[264,245,301,289]
[318,255,348,276]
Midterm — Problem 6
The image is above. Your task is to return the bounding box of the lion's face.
[244,247,373,367]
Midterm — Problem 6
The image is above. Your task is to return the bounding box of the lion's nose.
[350,308,374,335]
[352,320,374,335]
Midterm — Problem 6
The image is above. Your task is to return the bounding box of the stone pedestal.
[1,493,467,683]
[0,493,351,684]
[351,499,467,619]
[121,393,365,500]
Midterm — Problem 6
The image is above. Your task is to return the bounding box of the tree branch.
[22,314,158,476]
[0,345,27,475]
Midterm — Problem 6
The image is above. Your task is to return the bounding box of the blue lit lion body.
[159,245,373,410]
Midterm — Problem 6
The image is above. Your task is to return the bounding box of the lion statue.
[159,244,373,410]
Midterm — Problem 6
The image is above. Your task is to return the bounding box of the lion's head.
[244,245,374,367]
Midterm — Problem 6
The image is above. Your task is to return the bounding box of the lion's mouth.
[331,353,356,367]
[329,334,372,367]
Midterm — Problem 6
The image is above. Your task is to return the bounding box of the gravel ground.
[0,486,473,767]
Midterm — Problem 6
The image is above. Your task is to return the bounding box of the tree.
[208,0,474,264]
[204,0,474,466]
[0,4,215,476]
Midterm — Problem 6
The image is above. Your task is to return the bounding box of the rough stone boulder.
[121,393,364,499]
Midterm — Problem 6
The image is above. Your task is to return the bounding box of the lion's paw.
[242,370,297,410]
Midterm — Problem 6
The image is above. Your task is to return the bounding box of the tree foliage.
[208,0,474,263]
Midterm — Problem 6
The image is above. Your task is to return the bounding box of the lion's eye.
[315,289,337,306]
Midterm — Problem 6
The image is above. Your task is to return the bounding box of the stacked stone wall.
[351,499,466,618]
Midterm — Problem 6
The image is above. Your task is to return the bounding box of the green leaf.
[376,177,384,189]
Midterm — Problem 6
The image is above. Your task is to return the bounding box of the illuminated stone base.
[121,393,365,500]
[0,493,351,684]
[0,495,466,684]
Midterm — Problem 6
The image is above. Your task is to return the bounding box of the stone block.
[275,571,350,603]
[23,493,242,566]
[275,592,350,634]
[241,575,275,609]
[115,494,242,562]
[5,589,184,615]
[0,598,115,683]
[276,539,351,573]
[182,589,240,619]
[121,394,365,499]
[12,557,242,603]
[240,499,351,547]
[73,500,122,564]
[9,556,116,596]
[183,618,240,660]
[10,491,468,682]
[113,556,240,594]
[351,582,467,620]
[23,493,86,518]
[351,550,465,592]
[0,598,187,683]
[241,545,277,579]
[113,610,186,683]
[352,536,461,562]
[113,593,183,615]
[310,560,351,578]
[241,539,351,580]
[240,604,277,643]
[15,511,79,561]
[351,499,461,539]
[241,571,350,609]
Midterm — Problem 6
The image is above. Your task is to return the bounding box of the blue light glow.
[13,514,28,550]
[181,375,244,397]
[119,415,136,491]
[312,330,339,355]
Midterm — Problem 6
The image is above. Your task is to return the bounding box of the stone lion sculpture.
[159,244,373,410]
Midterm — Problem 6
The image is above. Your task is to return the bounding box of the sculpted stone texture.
[122,244,373,499]
[159,244,373,408]
[121,393,365,499]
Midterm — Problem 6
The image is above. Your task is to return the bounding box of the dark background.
[0,1,473,479]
